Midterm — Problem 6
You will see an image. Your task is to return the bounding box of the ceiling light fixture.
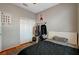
[22,3,28,7]
[33,3,37,4]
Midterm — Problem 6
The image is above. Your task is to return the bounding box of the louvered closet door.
[20,18,35,44]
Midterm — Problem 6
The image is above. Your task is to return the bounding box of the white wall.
[0,3,36,50]
[36,3,77,32]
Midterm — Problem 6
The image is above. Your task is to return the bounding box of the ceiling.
[14,3,59,14]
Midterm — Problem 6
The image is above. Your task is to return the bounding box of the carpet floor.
[18,41,79,55]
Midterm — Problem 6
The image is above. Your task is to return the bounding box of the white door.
[20,18,35,44]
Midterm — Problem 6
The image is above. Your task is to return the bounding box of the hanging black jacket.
[41,24,47,35]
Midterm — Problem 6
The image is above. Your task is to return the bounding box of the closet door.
[20,18,35,44]
[0,11,2,51]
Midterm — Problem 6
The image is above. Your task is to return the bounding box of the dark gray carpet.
[18,41,79,55]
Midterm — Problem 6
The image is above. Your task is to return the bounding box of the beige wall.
[0,3,36,50]
[36,3,77,32]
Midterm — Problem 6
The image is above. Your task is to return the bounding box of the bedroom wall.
[36,3,77,32]
[0,3,36,50]
[36,3,77,45]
